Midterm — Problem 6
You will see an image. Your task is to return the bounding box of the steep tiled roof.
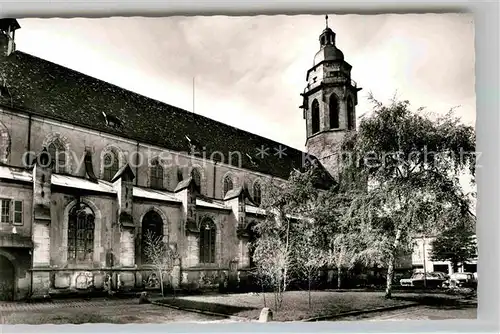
[0,50,330,181]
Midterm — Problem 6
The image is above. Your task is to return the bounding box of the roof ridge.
[13,50,306,154]
[1,49,331,180]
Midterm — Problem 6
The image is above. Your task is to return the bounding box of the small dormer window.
[246,153,257,167]
[0,77,11,97]
[102,112,123,129]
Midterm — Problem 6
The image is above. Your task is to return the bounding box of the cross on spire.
[325,14,329,28]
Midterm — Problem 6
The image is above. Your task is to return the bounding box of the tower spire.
[325,14,329,28]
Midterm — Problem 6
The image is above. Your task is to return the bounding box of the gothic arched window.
[177,168,184,182]
[199,218,216,264]
[141,210,164,264]
[329,94,340,129]
[223,174,233,197]
[67,203,95,263]
[253,181,262,206]
[347,96,355,130]
[150,159,164,189]
[191,168,202,193]
[48,139,67,173]
[103,149,120,181]
[311,99,320,134]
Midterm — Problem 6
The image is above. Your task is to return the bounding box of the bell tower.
[300,15,361,179]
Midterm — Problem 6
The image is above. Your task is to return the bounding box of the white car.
[443,272,477,289]
[399,272,448,288]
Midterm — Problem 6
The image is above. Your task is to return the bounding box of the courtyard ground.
[0,298,226,324]
[156,290,470,321]
[0,290,476,324]
[340,304,477,321]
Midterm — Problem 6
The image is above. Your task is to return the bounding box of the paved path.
[341,304,477,321]
[0,298,228,324]
[0,298,140,312]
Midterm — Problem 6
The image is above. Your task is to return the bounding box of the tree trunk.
[337,266,342,289]
[385,256,395,299]
[158,271,164,297]
[386,228,402,299]
[308,275,312,309]
[262,281,266,307]
[277,276,284,310]
[283,215,290,292]
[173,277,176,299]
[274,284,278,311]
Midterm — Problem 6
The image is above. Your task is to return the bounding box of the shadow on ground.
[157,298,258,316]
[393,294,477,310]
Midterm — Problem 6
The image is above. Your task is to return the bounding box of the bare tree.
[143,230,177,297]
[252,264,271,307]
[325,233,357,289]
[293,221,327,308]
[257,169,319,297]
[311,179,359,290]
[252,233,290,311]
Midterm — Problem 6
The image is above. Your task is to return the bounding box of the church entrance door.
[0,254,15,301]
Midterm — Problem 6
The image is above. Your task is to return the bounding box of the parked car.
[443,272,477,289]
[431,271,449,279]
[399,271,448,288]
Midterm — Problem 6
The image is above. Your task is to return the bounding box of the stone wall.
[0,107,272,298]
[0,108,276,201]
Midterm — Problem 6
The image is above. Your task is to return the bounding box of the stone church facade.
[0,18,362,300]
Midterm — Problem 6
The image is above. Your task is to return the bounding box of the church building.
[0,17,360,300]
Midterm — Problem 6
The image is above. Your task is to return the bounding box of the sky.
[16,14,475,152]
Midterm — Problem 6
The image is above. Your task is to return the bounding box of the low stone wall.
[45,269,138,296]
[24,266,418,300]
[180,268,230,292]
[28,266,242,298]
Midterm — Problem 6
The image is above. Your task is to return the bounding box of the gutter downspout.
[27,113,32,161]
[135,141,139,186]
[28,112,33,298]
[213,161,217,198]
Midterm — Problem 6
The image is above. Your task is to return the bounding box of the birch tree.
[342,94,476,298]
